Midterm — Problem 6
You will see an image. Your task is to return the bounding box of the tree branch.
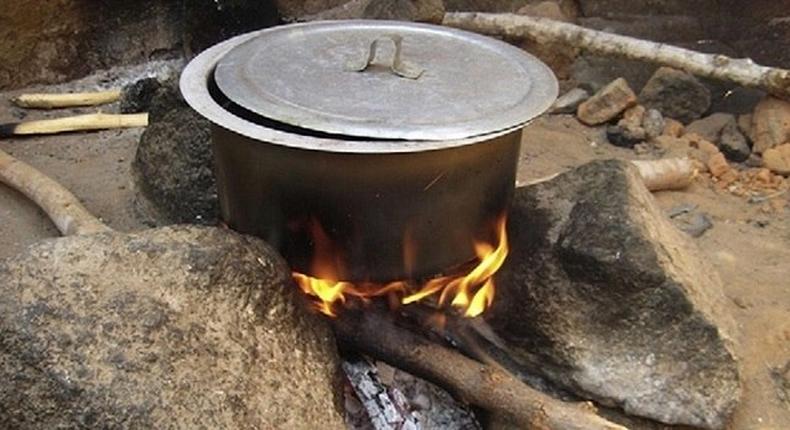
[443,12,790,100]
[333,310,628,430]
[0,148,110,236]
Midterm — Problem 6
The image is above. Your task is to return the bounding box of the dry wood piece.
[0,113,148,137]
[520,158,695,192]
[632,157,695,191]
[334,310,628,430]
[443,12,790,100]
[0,148,110,235]
[11,90,122,109]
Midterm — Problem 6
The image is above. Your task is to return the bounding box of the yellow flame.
[293,215,508,317]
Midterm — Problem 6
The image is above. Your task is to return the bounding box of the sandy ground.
[0,76,788,429]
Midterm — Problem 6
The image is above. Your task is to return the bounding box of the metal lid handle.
[346,35,424,80]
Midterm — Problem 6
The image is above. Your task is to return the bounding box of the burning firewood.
[334,310,628,430]
[11,90,122,109]
[0,112,148,138]
[442,12,790,100]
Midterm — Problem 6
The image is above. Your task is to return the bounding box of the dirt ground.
[0,74,788,429]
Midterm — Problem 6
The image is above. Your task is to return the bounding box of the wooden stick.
[443,12,790,100]
[632,158,695,191]
[519,158,695,192]
[0,113,148,137]
[11,90,122,109]
[333,310,628,430]
[0,148,110,236]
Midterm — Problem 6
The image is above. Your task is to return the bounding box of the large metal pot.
[181,21,557,282]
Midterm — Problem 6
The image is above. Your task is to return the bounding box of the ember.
[293,216,508,317]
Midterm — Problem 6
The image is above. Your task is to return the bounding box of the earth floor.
[0,75,787,429]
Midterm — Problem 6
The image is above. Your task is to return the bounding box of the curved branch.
[0,148,110,236]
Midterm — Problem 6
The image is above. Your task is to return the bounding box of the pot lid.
[214,20,557,141]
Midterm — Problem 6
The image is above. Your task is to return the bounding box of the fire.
[292,216,508,318]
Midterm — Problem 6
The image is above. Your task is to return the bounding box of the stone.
[120,76,178,115]
[679,212,714,238]
[361,0,445,23]
[490,160,740,429]
[287,0,445,22]
[621,104,646,127]
[642,108,665,139]
[651,135,686,156]
[719,120,751,162]
[763,144,790,176]
[684,113,735,143]
[744,153,764,168]
[606,125,644,148]
[571,56,657,95]
[550,87,589,114]
[576,78,637,125]
[662,118,684,137]
[751,96,790,154]
[0,226,345,429]
[443,0,526,12]
[685,133,721,158]
[611,105,647,147]
[707,152,732,178]
[516,1,578,79]
[737,113,753,140]
[517,1,571,22]
[639,67,711,123]
[132,76,219,225]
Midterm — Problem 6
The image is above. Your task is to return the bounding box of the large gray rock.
[719,120,751,162]
[0,226,345,429]
[489,160,740,429]
[684,112,735,142]
[639,67,711,123]
[131,77,219,225]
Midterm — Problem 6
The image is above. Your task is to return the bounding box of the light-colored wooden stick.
[518,158,695,192]
[443,12,790,100]
[0,148,110,236]
[1,113,148,137]
[632,158,695,191]
[11,90,122,109]
[334,310,628,430]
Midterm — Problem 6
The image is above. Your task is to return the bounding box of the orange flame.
[293,216,508,318]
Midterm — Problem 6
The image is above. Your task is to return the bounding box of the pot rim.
[180,23,552,154]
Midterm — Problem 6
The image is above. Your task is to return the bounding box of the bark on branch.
[443,12,790,100]
[334,310,628,430]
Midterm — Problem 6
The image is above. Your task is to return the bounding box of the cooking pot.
[181,20,557,282]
